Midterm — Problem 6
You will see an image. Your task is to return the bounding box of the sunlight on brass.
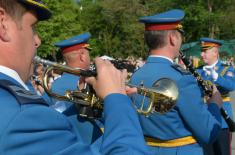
[129,78,178,116]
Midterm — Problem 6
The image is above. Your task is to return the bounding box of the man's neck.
[206,59,218,67]
[150,49,175,61]
[149,55,174,63]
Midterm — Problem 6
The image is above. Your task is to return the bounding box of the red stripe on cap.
[201,43,220,51]
[61,43,88,54]
[145,22,181,31]
[202,42,220,47]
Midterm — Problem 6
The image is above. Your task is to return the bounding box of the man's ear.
[212,47,219,57]
[169,32,177,47]
[0,8,10,42]
[79,49,86,62]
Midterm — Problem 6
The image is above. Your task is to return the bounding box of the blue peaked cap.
[18,0,51,21]
[54,33,91,48]
[139,9,185,24]
[200,37,223,45]
[200,37,223,50]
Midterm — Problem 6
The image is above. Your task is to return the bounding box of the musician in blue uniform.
[0,1,148,154]
[130,9,223,155]
[51,33,91,112]
[51,33,103,144]
[197,37,235,155]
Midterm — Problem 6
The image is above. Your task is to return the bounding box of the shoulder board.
[0,80,48,106]
[171,64,191,75]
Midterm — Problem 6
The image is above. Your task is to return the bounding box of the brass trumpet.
[34,56,178,117]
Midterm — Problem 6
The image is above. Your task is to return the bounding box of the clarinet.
[34,56,135,77]
[179,51,235,132]
[79,60,135,77]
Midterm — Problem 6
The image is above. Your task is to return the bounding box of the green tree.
[37,0,83,60]
[36,0,235,60]
[78,0,147,58]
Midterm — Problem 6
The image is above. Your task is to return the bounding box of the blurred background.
[38,0,235,63]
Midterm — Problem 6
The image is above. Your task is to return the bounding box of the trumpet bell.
[133,78,178,115]
[152,78,178,114]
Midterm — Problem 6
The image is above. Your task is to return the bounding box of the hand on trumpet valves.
[85,57,127,99]
[206,85,223,107]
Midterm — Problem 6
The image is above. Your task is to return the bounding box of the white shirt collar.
[149,55,174,63]
[0,65,29,90]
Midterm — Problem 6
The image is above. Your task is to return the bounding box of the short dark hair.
[144,30,179,51]
[0,0,26,21]
[144,30,168,50]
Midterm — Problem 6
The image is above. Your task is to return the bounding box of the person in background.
[50,33,104,144]
[197,37,235,155]
[31,63,45,94]
[26,62,53,104]
[50,33,91,112]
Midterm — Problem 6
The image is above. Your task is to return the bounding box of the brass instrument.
[129,78,178,116]
[34,56,178,117]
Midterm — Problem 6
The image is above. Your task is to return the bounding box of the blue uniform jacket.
[50,73,103,144]
[197,60,235,128]
[51,73,80,109]
[0,73,148,155]
[130,56,222,155]
[51,73,79,96]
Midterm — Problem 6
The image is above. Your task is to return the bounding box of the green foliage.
[37,0,235,60]
[79,0,147,58]
[37,0,83,60]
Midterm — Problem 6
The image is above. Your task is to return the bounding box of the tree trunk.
[208,0,215,38]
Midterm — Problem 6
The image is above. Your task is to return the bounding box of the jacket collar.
[0,73,24,89]
[146,56,173,65]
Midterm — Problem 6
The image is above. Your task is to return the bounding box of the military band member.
[197,37,235,155]
[51,33,91,112]
[51,33,103,144]
[130,9,223,155]
[0,0,148,154]
[51,33,91,107]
